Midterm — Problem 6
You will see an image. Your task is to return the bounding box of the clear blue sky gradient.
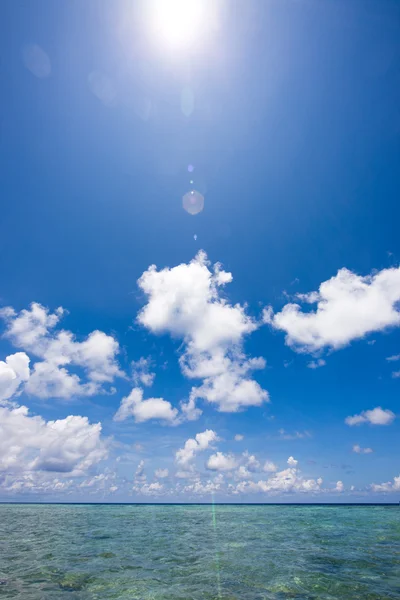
[1,0,400,501]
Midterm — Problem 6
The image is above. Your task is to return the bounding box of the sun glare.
[149,0,209,50]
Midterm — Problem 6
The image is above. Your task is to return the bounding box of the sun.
[148,0,209,50]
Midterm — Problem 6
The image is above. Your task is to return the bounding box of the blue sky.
[1,0,400,502]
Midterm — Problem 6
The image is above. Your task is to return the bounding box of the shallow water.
[0,504,399,599]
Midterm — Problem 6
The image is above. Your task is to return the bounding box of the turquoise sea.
[0,504,399,599]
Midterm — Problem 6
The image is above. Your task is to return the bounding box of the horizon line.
[0,501,398,506]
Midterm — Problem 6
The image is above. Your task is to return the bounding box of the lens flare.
[183,190,204,215]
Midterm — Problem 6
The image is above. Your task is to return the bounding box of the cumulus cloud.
[79,472,117,493]
[131,357,155,387]
[206,452,237,471]
[263,460,278,473]
[265,266,400,353]
[242,451,261,472]
[307,359,326,369]
[236,465,251,479]
[219,451,267,478]
[137,252,253,349]
[175,430,218,469]
[352,444,373,454]
[179,394,203,421]
[155,468,169,479]
[114,388,179,424]
[1,473,74,495]
[0,303,63,346]
[235,458,322,495]
[0,303,123,399]
[234,434,244,441]
[182,474,224,496]
[335,481,344,492]
[183,352,268,413]
[137,252,269,414]
[0,352,30,404]
[0,405,107,476]
[26,360,94,400]
[345,407,395,426]
[1,469,120,497]
[370,475,400,493]
[134,482,164,496]
[134,460,146,483]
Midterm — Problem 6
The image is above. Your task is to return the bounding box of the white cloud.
[236,465,251,479]
[263,461,278,473]
[184,352,268,413]
[137,252,255,350]
[134,482,164,496]
[155,468,169,479]
[134,460,146,482]
[183,474,224,496]
[25,360,94,399]
[0,467,121,497]
[307,359,326,369]
[234,434,244,441]
[0,405,107,476]
[370,475,400,493]
[79,472,117,491]
[113,388,179,424]
[335,481,344,492]
[0,352,30,404]
[265,266,400,353]
[131,357,155,387]
[0,303,63,348]
[386,354,400,378]
[287,456,298,467]
[242,451,261,472]
[175,429,218,468]
[137,252,269,414]
[345,407,395,426]
[235,460,322,495]
[352,444,373,454]
[180,394,203,421]
[0,303,123,399]
[206,452,237,472]
[1,473,74,494]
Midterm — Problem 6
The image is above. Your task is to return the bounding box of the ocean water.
[0,504,399,599]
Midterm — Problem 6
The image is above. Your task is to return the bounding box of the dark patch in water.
[89,533,113,540]
[58,573,93,591]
